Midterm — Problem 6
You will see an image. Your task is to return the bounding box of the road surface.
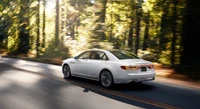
[0,58,200,109]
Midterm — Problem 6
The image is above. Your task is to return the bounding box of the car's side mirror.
[74,56,78,60]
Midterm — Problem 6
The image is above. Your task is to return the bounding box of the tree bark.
[36,0,40,57]
[128,18,134,49]
[55,0,59,46]
[180,0,200,65]
[42,0,46,48]
[128,2,135,50]
[135,6,142,55]
[18,0,30,54]
[171,0,177,65]
[142,11,150,50]
[94,0,107,40]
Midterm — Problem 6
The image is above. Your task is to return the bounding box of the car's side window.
[102,53,108,60]
[78,51,91,59]
[90,51,108,60]
[90,52,97,59]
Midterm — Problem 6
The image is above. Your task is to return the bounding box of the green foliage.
[41,39,70,59]
[0,0,190,66]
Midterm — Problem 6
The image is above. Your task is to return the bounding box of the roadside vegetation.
[0,0,200,80]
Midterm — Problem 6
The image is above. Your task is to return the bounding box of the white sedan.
[62,49,156,88]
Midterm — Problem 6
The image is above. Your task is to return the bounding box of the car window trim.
[77,51,92,59]
[89,50,109,61]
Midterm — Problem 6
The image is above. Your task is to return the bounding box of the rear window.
[110,50,140,60]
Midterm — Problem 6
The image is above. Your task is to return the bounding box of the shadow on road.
[63,77,159,109]
[0,63,18,76]
[64,76,155,91]
[111,83,155,91]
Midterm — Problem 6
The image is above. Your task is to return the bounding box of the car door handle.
[70,62,76,64]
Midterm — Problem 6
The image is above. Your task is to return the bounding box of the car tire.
[62,64,71,79]
[100,70,113,88]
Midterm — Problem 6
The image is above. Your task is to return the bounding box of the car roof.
[93,48,107,51]
[78,48,138,61]
[86,48,108,52]
[89,48,121,52]
[85,48,119,61]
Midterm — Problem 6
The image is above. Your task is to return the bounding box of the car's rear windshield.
[109,50,140,60]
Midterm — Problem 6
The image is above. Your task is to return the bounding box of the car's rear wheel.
[100,70,113,88]
[62,64,71,79]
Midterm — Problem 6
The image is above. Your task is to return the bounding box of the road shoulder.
[1,57,200,89]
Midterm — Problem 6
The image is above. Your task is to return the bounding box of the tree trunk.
[109,0,114,42]
[36,0,40,57]
[101,0,107,40]
[128,2,135,50]
[94,0,107,40]
[0,18,8,49]
[180,0,200,65]
[42,0,46,48]
[128,18,134,49]
[171,0,177,65]
[18,1,30,54]
[135,7,142,55]
[158,12,168,55]
[55,0,59,46]
[142,11,150,50]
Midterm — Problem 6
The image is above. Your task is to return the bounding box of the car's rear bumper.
[114,71,156,84]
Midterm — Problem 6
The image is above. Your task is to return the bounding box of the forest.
[0,0,200,78]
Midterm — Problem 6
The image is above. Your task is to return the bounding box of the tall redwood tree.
[181,0,200,65]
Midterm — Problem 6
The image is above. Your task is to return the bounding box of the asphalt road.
[0,58,200,109]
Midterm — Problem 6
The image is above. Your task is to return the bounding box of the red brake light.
[150,64,154,68]
[121,66,138,70]
[120,66,127,70]
[135,67,139,70]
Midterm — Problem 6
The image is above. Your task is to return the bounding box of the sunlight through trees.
[0,0,199,66]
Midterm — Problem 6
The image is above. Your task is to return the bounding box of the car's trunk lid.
[119,59,152,66]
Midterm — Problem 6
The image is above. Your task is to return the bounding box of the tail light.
[150,64,154,68]
[121,64,154,70]
[120,66,127,70]
[120,66,138,70]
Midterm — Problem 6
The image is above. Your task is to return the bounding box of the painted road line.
[2,63,182,109]
[64,79,182,109]
[23,70,181,109]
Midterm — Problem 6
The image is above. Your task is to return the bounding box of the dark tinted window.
[90,51,108,60]
[110,50,140,60]
[77,51,91,59]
